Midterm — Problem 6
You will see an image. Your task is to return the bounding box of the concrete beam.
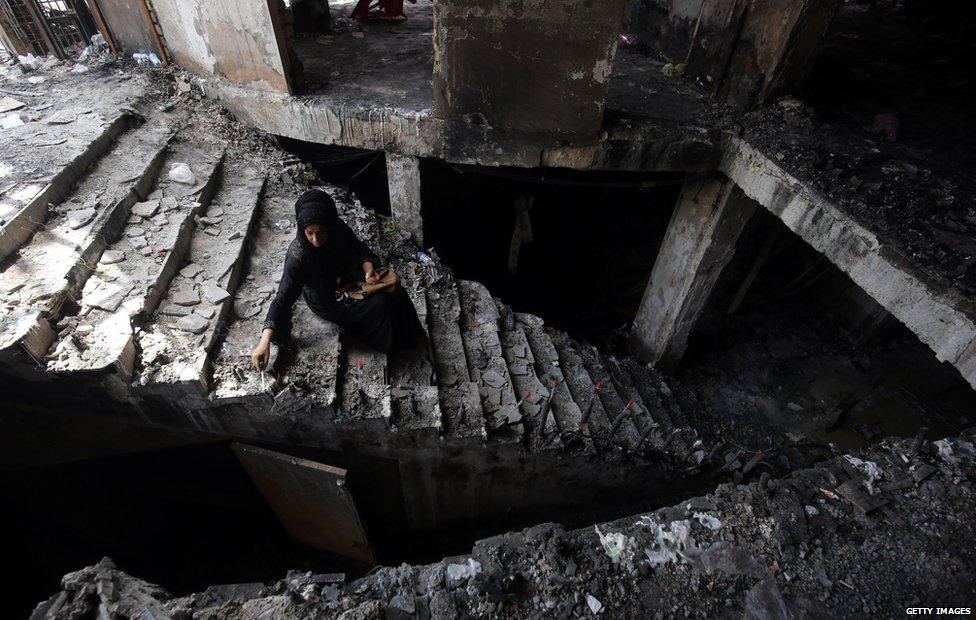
[720,137,976,390]
[630,175,756,370]
[386,153,423,246]
[433,0,628,139]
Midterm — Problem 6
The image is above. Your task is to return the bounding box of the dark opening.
[421,159,685,344]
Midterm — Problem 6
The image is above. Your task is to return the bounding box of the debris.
[744,577,792,620]
[595,526,639,569]
[202,282,230,304]
[131,199,160,217]
[168,162,196,185]
[180,263,204,278]
[171,289,201,306]
[45,110,78,124]
[100,250,125,265]
[445,558,481,586]
[132,52,162,67]
[692,512,722,531]
[0,97,25,114]
[586,594,602,614]
[662,63,686,77]
[176,313,209,334]
[843,454,883,494]
[17,53,41,71]
[67,207,97,230]
[1,114,24,129]
[71,63,89,74]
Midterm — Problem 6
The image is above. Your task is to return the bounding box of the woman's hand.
[251,329,274,371]
[364,261,380,285]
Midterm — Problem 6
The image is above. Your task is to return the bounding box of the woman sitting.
[251,190,422,371]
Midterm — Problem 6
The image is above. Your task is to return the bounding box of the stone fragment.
[482,370,505,388]
[160,304,191,316]
[100,250,125,265]
[130,199,160,217]
[67,207,96,230]
[180,263,204,278]
[171,289,200,306]
[130,236,148,249]
[202,283,230,304]
[85,281,127,312]
[126,227,146,237]
[176,313,209,334]
[195,305,216,319]
[168,162,195,184]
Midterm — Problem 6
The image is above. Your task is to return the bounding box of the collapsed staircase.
[0,104,711,470]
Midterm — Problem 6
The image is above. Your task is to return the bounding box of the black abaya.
[263,220,422,354]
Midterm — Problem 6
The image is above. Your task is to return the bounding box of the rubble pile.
[32,435,976,618]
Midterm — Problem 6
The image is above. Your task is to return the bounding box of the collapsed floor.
[1,32,975,619]
[32,436,976,618]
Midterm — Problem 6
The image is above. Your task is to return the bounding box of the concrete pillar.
[630,176,756,370]
[433,0,628,139]
[386,153,423,246]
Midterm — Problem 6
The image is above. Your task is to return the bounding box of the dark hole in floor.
[420,158,685,344]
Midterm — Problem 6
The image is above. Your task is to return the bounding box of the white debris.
[91,33,106,47]
[17,53,41,71]
[844,455,883,495]
[27,76,46,84]
[445,558,481,584]
[1,114,24,129]
[132,52,162,67]
[71,63,89,74]
[638,516,699,568]
[693,512,723,531]
[0,97,25,113]
[586,594,602,614]
[804,505,819,517]
[168,162,195,185]
[595,526,639,569]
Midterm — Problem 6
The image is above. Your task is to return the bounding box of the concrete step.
[517,314,594,454]
[134,166,267,408]
[619,360,694,455]
[389,284,440,438]
[574,343,645,452]
[498,309,560,451]
[457,280,522,442]
[210,191,305,409]
[45,140,225,380]
[425,283,486,444]
[337,338,392,433]
[604,356,666,451]
[0,111,134,264]
[546,328,617,451]
[0,119,173,372]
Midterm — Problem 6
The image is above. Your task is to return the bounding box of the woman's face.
[304,224,328,248]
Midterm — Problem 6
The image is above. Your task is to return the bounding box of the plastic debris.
[71,63,89,74]
[132,52,162,67]
[77,46,92,62]
[445,558,481,585]
[168,162,195,185]
[595,526,639,569]
[662,62,686,77]
[693,512,723,531]
[844,454,883,494]
[17,53,41,71]
[91,33,106,47]
[639,516,699,567]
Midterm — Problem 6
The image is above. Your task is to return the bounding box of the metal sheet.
[231,443,375,564]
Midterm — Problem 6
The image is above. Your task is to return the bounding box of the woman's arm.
[337,220,380,275]
[252,248,303,371]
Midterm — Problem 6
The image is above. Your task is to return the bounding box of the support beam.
[386,152,423,246]
[630,175,756,370]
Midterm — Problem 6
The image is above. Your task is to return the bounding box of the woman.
[251,189,422,371]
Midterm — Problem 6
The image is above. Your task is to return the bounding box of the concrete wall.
[433,0,628,139]
[153,0,294,93]
[630,0,839,110]
[92,0,159,55]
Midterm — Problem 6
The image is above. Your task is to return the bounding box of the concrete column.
[386,153,424,246]
[630,176,756,370]
[433,0,627,138]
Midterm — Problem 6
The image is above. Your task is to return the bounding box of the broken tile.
[171,289,200,306]
[0,97,26,113]
[180,263,204,279]
[160,304,191,317]
[130,236,148,249]
[176,313,209,334]
[67,207,96,230]
[0,114,24,129]
[100,250,125,265]
[130,199,160,217]
[202,283,230,304]
[126,227,146,237]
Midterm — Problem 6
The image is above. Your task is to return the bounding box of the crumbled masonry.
[32,436,976,619]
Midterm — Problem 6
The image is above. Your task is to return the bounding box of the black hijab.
[293,189,357,285]
[295,189,338,249]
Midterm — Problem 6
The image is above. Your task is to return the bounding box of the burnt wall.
[94,0,159,56]
[152,0,295,93]
[433,0,628,139]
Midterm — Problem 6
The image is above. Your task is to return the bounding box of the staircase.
[0,105,709,470]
